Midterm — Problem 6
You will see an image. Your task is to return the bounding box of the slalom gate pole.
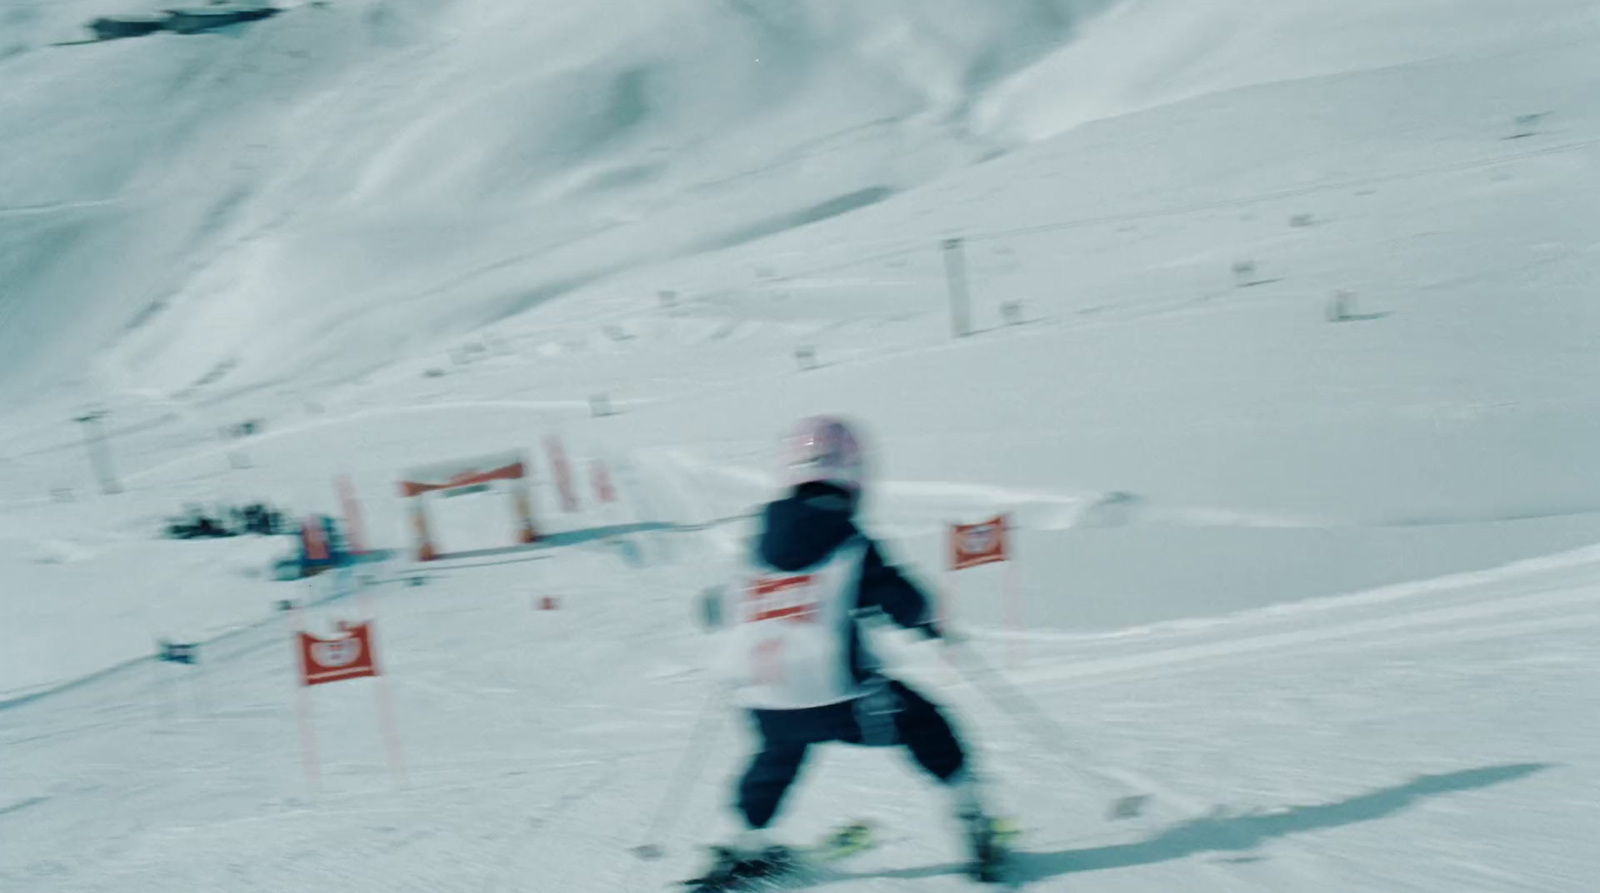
[941,571,956,631]
[934,576,962,690]
[289,606,321,798]
[359,586,407,787]
[295,676,321,798]
[193,657,210,716]
[948,640,1150,820]
[940,572,961,681]
[150,649,171,725]
[631,687,727,860]
[374,676,407,787]
[1003,562,1021,669]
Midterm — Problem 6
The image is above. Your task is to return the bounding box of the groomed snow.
[2,0,1598,889]
[2,517,1596,891]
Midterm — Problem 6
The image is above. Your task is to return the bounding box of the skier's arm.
[856,542,942,638]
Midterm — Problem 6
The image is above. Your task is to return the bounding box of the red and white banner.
[545,436,578,512]
[288,602,405,797]
[949,515,1009,570]
[297,622,380,686]
[399,451,527,498]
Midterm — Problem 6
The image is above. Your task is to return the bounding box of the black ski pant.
[737,678,966,829]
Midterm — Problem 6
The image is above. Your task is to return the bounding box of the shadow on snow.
[825,763,1552,886]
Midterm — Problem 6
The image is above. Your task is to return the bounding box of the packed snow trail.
[2,531,1596,892]
[2,0,1599,890]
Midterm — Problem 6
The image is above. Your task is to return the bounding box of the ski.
[679,820,878,892]
[809,819,877,864]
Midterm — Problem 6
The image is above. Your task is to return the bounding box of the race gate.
[399,451,539,560]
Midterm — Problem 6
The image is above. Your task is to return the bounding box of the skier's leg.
[737,711,811,831]
[688,712,809,888]
[883,680,1007,881]
[885,679,965,781]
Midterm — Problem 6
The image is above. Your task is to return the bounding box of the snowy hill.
[2,0,1599,890]
[0,0,1122,409]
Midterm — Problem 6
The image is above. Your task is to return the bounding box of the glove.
[917,621,966,645]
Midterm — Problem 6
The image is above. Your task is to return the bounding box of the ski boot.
[959,812,1016,884]
[683,844,797,891]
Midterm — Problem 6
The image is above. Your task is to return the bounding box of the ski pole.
[632,687,727,860]
[947,639,1150,820]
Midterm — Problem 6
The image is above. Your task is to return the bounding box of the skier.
[693,416,1008,888]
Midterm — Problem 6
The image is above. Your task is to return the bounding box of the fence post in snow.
[1510,113,1546,139]
[73,409,121,495]
[943,238,972,338]
[1001,300,1023,326]
[1327,290,1356,322]
[794,345,818,371]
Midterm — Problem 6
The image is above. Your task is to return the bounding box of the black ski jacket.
[755,486,941,684]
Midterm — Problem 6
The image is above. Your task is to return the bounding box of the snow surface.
[2,0,1599,889]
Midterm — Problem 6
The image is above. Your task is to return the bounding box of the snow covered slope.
[2,0,1599,889]
[0,0,1117,409]
[1,520,1596,891]
[979,0,1600,143]
[2,0,1596,663]
[3,0,1598,683]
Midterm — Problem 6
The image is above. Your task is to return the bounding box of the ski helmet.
[781,415,864,494]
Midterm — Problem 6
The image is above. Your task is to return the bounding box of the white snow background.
[1,0,1598,890]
